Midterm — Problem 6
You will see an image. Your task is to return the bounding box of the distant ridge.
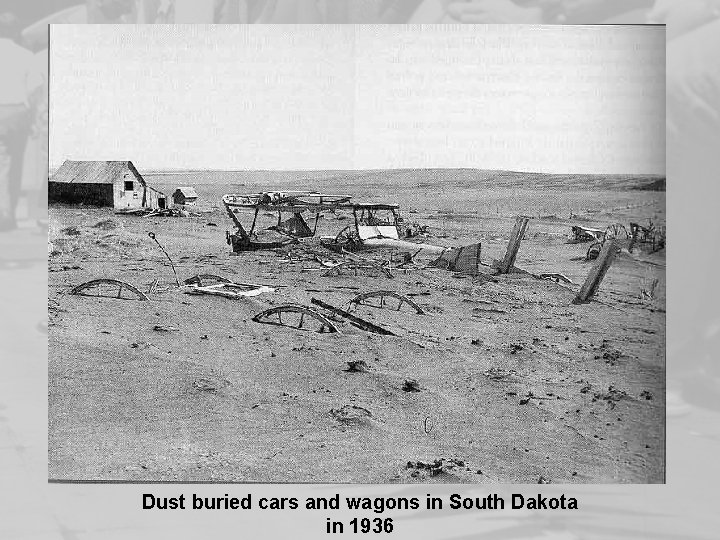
[141,168,665,192]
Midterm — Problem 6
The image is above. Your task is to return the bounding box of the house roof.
[174,187,198,199]
[50,160,145,185]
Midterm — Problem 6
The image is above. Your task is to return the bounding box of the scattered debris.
[146,278,159,295]
[402,379,421,392]
[405,458,465,478]
[592,385,628,408]
[539,273,574,285]
[567,225,605,244]
[185,282,275,299]
[640,390,653,400]
[71,279,149,301]
[483,367,519,382]
[311,298,395,336]
[586,241,603,261]
[153,325,179,332]
[223,191,350,252]
[222,191,487,278]
[61,226,81,236]
[322,259,393,279]
[116,207,187,217]
[596,341,624,365]
[349,290,425,315]
[191,377,229,393]
[404,222,431,238]
[253,305,339,333]
[330,405,372,425]
[49,264,82,272]
[183,274,232,287]
[429,242,482,276]
[629,220,665,253]
[345,360,369,373]
[509,343,524,354]
[472,307,507,316]
[640,278,659,301]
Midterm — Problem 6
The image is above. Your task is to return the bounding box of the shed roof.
[50,160,145,185]
[174,187,198,199]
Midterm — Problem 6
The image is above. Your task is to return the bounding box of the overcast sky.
[50,24,665,174]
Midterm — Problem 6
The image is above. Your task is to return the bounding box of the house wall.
[144,189,166,210]
[48,183,113,206]
[113,173,145,209]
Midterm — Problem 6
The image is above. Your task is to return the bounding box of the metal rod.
[148,232,180,287]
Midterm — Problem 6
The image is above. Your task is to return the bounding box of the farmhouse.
[172,187,199,206]
[49,160,167,210]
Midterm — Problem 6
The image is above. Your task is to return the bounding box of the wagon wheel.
[349,290,425,315]
[586,242,602,261]
[70,279,149,301]
[651,225,666,252]
[604,223,629,241]
[252,305,339,333]
[334,225,360,247]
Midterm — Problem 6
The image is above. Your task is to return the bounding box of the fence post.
[498,216,530,274]
[573,240,617,304]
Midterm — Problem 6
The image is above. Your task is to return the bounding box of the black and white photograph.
[47,23,666,483]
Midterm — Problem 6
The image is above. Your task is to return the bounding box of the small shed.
[172,187,198,206]
[49,160,166,210]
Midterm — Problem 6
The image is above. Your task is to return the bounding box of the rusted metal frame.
[71,279,149,301]
[252,305,339,333]
[311,298,395,335]
[349,290,425,315]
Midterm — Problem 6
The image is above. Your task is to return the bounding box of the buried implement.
[429,242,482,275]
[252,305,339,333]
[349,291,425,315]
[311,298,395,335]
[183,274,232,286]
[185,282,274,299]
[71,279,149,301]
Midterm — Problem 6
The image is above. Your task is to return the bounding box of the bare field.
[48,170,665,483]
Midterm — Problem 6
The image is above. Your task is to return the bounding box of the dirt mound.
[330,405,373,427]
[93,218,121,230]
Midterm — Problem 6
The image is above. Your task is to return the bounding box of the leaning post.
[498,215,531,274]
[573,239,617,304]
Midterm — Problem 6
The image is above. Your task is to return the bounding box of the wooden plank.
[498,216,530,274]
[573,240,617,304]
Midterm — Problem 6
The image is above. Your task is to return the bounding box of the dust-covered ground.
[48,169,665,483]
